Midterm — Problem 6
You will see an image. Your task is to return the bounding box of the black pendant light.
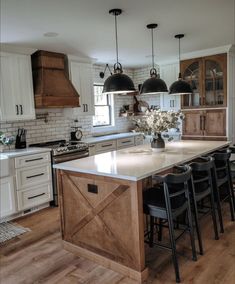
[169,34,193,95]
[103,9,136,95]
[140,24,168,95]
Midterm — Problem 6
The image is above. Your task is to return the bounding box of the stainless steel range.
[29,140,89,206]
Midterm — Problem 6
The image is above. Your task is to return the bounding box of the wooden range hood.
[31,50,80,108]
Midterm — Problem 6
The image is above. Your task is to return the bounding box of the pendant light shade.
[140,24,168,95]
[103,9,135,95]
[169,34,193,95]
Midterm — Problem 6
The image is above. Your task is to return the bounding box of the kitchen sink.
[0,154,9,178]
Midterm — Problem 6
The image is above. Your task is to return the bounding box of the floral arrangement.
[0,131,15,146]
[132,109,184,136]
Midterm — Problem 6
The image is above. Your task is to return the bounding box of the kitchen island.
[54,140,230,282]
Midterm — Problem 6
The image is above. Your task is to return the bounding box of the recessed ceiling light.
[43,32,59,37]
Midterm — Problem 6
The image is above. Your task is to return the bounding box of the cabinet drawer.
[17,183,52,211]
[16,164,51,190]
[134,135,144,145]
[15,152,51,168]
[117,137,135,149]
[95,140,117,153]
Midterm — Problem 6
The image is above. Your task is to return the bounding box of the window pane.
[93,106,110,126]
[94,85,108,105]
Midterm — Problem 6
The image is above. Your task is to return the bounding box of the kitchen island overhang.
[54,140,230,282]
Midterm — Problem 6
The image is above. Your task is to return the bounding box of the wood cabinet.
[0,52,35,121]
[182,109,226,140]
[160,63,181,110]
[180,53,227,109]
[65,59,94,116]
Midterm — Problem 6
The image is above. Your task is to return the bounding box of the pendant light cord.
[114,13,119,63]
[151,28,154,69]
[178,35,182,79]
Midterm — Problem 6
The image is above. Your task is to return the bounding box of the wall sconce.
[99,64,113,78]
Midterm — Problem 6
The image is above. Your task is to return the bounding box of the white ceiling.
[1,0,234,67]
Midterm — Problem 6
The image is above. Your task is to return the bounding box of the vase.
[151,133,165,152]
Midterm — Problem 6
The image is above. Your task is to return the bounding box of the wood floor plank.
[0,206,234,284]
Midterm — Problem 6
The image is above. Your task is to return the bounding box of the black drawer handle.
[89,145,95,148]
[26,173,44,179]
[121,140,132,144]
[101,144,113,147]
[25,157,44,162]
[28,193,46,200]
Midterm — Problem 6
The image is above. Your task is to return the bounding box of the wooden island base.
[57,170,149,282]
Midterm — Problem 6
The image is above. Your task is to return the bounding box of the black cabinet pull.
[121,140,131,144]
[200,115,202,130]
[83,104,86,112]
[28,193,46,200]
[25,157,43,162]
[101,144,113,147]
[19,104,23,114]
[86,104,88,112]
[16,105,19,115]
[26,173,44,179]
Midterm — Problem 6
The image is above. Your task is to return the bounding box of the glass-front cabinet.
[180,53,227,109]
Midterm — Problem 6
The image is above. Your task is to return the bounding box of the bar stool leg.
[210,190,219,240]
[167,213,180,283]
[186,199,197,261]
[158,218,163,242]
[149,216,154,247]
[191,186,204,255]
[212,166,224,233]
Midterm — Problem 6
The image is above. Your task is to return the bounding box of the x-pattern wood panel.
[61,172,142,270]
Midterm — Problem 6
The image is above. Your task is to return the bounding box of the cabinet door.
[204,109,226,137]
[0,53,35,121]
[160,63,180,110]
[70,61,94,115]
[16,55,35,119]
[182,111,204,136]
[0,54,19,121]
[181,58,203,108]
[0,176,16,218]
[204,54,227,107]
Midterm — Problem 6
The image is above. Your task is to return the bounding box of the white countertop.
[81,132,142,144]
[0,147,51,158]
[53,140,230,181]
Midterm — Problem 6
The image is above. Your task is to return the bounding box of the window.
[93,84,112,127]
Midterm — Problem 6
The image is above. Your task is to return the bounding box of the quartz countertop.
[54,140,230,181]
[81,132,142,144]
[0,147,51,158]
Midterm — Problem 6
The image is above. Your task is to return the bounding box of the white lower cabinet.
[117,137,135,149]
[16,164,51,190]
[15,152,53,211]
[0,176,16,218]
[95,140,117,154]
[88,134,144,156]
[17,183,52,211]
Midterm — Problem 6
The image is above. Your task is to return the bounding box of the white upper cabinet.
[68,59,94,116]
[0,52,35,121]
[160,63,181,111]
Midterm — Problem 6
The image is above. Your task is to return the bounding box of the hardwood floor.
[0,205,234,284]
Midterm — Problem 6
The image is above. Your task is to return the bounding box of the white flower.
[132,109,184,136]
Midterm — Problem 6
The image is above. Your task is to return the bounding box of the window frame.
[93,84,112,128]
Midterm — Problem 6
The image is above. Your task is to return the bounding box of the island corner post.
[56,169,149,282]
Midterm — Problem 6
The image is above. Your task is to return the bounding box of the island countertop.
[53,140,230,181]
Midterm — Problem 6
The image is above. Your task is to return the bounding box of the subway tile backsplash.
[0,64,160,145]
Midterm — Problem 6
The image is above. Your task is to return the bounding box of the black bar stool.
[189,156,219,255]
[143,165,197,283]
[212,149,235,233]
[229,145,235,187]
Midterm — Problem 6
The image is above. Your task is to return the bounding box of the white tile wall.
[0,63,160,145]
